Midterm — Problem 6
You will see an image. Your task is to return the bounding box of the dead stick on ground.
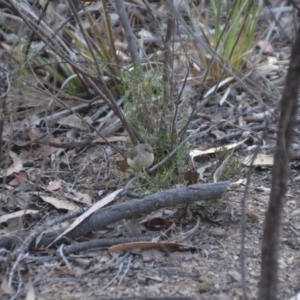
[2,181,229,253]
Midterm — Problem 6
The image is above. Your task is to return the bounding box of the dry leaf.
[183,170,198,184]
[123,220,145,237]
[39,145,59,157]
[1,280,14,295]
[45,177,62,191]
[256,40,274,54]
[109,241,193,252]
[0,151,23,178]
[79,194,93,205]
[147,218,174,229]
[210,129,226,139]
[57,114,90,132]
[0,210,39,224]
[27,128,43,142]
[39,195,79,210]
[118,158,129,172]
[8,172,28,186]
[25,277,35,300]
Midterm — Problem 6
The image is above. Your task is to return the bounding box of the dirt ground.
[0,1,299,299]
[1,157,299,300]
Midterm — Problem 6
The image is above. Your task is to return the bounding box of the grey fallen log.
[41,181,229,248]
[0,181,229,250]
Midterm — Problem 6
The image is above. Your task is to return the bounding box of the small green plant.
[11,7,122,98]
[134,148,189,196]
[214,146,245,181]
[219,158,243,181]
[209,198,226,211]
[121,63,165,143]
[120,63,189,195]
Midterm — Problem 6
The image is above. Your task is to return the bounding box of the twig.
[168,214,201,243]
[115,0,140,65]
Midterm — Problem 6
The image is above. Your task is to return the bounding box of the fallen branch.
[1,181,229,253]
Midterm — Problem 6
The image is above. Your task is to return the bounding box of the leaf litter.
[0,1,299,299]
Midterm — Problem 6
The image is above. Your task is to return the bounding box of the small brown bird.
[125,144,154,171]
